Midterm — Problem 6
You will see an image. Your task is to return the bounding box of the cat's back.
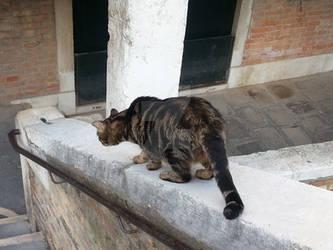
[140,96,225,131]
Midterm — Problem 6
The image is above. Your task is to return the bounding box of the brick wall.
[28,166,169,250]
[243,0,333,65]
[0,0,59,102]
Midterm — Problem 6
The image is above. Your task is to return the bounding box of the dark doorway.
[180,0,237,89]
[72,0,108,105]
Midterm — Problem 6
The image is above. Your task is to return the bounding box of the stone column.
[106,0,189,114]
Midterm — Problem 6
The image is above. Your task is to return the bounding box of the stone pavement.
[197,71,333,156]
[0,103,30,216]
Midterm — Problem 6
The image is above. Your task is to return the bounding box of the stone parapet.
[16,107,333,250]
[230,141,333,181]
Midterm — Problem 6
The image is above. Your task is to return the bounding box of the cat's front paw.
[146,161,161,170]
[133,154,148,164]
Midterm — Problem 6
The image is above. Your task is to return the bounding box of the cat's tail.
[203,133,244,219]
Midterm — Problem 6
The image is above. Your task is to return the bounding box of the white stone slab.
[15,107,65,192]
[228,53,333,87]
[230,142,333,181]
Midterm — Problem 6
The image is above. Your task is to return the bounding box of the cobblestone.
[197,71,333,156]
[236,106,270,129]
[265,106,297,126]
[281,126,312,146]
[0,103,29,215]
[235,141,264,156]
[301,115,331,138]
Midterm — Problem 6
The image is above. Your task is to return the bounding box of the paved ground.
[0,103,29,216]
[198,71,333,156]
[1,70,332,216]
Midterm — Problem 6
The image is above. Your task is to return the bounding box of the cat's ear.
[91,121,106,132]
[110,108,118,117]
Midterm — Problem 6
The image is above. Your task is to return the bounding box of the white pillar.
[106,0,188,114]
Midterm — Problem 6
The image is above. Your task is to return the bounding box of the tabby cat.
[92,96,244,219]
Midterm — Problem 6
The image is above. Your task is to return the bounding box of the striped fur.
[92,96,244,219]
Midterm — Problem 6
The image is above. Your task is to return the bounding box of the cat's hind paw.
[159,170,191,183]
[195,169,214,180]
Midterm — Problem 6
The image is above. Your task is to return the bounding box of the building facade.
[1,0,332,115]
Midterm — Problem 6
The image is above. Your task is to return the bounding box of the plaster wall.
[106,0,189,113]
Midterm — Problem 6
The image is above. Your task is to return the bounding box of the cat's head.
[92,108,127,146]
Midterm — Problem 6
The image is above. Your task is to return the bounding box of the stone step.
[0,219,31,239]
[0,216,28,226]
[0,232,45,249]
[0,239,47,250]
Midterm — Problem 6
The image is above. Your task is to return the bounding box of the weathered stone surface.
[235,141,264,155]
[29,165,169,250]
[224,116,250,139]
[230,141,333,181]
[197,71,333,156]
[281,126,312,146]
[318,99,333,123]
[300,115,330,140]
[314,129,333,144]
[265,106,297,126]
[286,101,316,115]
[236,106,270,129]
[244,85,277,107]
[106,0,189,113]
[0,103,30,215]
[20,116,333,250]
[15,106,65,230]
[253,127,287,149]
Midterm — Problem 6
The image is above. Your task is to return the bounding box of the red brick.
[39,53,56,60]
[41,77,57,83]
[313,44,327,50]
[14,9,40,17]
[23,85,42,90]
[243,0,333,65]
[0,0,59,101]
[4,81,24,88]
[251,27,273,34]
[6,93,25,99]
[46,83,59,88]
[47,72,56,77]
[6,76,19,82]
[0,24,12,31]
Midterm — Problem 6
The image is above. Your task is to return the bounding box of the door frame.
[179,0,253,96]
[54,0,105,115]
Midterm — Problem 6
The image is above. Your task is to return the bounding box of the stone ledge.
[19,111,333,250]
[230,142,333,181]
